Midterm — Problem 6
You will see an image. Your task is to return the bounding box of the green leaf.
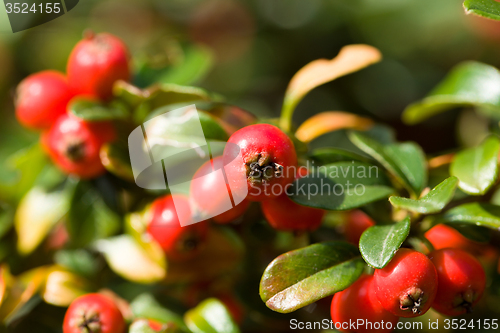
[348,131,427,196]
[0,143,48,203]
[69,98,130,121]
[464,0,500,20]
[67,182,121,247]
[145,84,211,112]
[0,203,14,239]
[184,298,240,333]
[54,249,100,278]
[94,235,166,283]
[100,142,134,181]
[309,148,371,164]
[15,182,74,255]
[158,44,214,86]
[130,294,188,332]
[402,61,500,124]
[441,202,500,230]
[450,136,500,195]
[289,161,394,211]
[359,217,411,269]
[259,242,364,313]
[389,177,458,214]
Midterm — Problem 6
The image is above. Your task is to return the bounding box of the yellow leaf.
[41,267,89,307]
[281,45,381,131]
[15,187,70,255]
[95,235,166,284]
[295,111,374,143]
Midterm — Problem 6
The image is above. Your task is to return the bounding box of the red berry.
[331,275,399,333]
[63,293,125,333]
[190,156,250,224]
[429,248,486,316]
[261,170,324,231]
[44,113,116,179]
[222,124,297,201]
[373,248,438,318]
[147,194,208,261]
[15,70,73,130]
[344,210,375,244]
[425,224,484,255]
[67,32,130,100]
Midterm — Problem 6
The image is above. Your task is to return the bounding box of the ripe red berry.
[373,248,438,318]
[429,248,486,316]
[261,169,324,231]
[331,275,399,333]
[67,32,130,100]
[190,156,250,224]
[44,113,116,179]
[344,210,375,244]
[222,124,297,201]
[63,293,125,333]
[425,224,482,254]
[15,70,73,130]
[146,194,208,261]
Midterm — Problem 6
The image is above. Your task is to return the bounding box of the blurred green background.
[2,0,500,166]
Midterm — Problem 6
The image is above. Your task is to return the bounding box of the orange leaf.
[295,111,374,143]
[283,45,381,118]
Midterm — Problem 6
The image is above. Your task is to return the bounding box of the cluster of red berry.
[146,123,326,262]
[15,31,129,178]
[334,213,487,332]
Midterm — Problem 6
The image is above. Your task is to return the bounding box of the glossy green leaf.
[69,99,130,121]
[403,61,500,124]
[441,202,500,230]
[259,242,364,313]
[348,131,427,196]
[309,148,371,165]
[185,298,240,333]
[389,177,458,214]
[450,136,500,195]
[145,84,211,111]
[94,235,166,283]
[15,182,73,255]
[67,182,121,247]
[359,217,411,268]
[464,0,500,20]
[130,294,188,332]
[113,81,145,108]
[290,161,394,211]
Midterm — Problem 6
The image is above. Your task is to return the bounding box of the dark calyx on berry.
[245,153,283,184]
[400,288,424,315]
[76,310,101,333]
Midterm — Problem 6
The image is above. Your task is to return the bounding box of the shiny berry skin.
[425,224,479,253]
[15,70,73,130]
[63,293,125,333]
[44,113,116,179]
[261,191,324,232]
[190,157,250,223]
[331,275,399,333]
[222,124,297,201]
[344,210,375,244]
[67,32,130,100]
[374,248,438,318]
[429,248,486,316]
[147,194,208,261]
